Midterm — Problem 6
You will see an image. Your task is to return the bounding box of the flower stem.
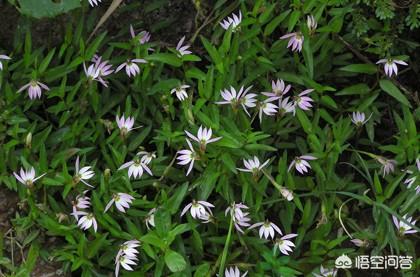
[218,216,233,276]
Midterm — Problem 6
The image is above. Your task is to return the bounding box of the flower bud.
[25,132,32,149]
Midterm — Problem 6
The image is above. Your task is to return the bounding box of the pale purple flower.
[115,240,140,277]
[307,15,317,34]
[130,25,151,44]
[280,32,304,52]
[185,125,222,151]
[259,100,278,122]
[17,80,50,100]
[0,54,11,70]
[84,55,113,87]
[313,265,337,277]
[119,155,153,179]
[392,214,417,235]
[72,191,91,220]
[249,220,282,240]
[351,111,372,126]
[278,97,295,115]
[350,238,368,247]
[274,233,298,255]
[145,208,156,229]
[262,79,292,100]
[220,11,242,32]
[181,200,214,220]
[104,193,135,213]
[72,211,98,232]
[176,36,192,56]
[74,156,95,187]
[116,114,136,136]
[376,156,396,176]
[225,202,251,233]
[176,139,197,176]
[404,159,419,194]
[216,86,257,116]
[376,59,408,77]
[237,156,269,175]
[88,0,101,6]
[224,266,248,277]
[293,89,314,112]
[288,155,317,174]
[171,85,190,101]
[13,167,46,187]
[116,59,147,77]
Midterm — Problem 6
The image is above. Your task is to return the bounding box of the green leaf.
[379,79,411,107]
[146,53,182,67]
[164,250,187,272]
[264,10,291,36]
[17,0,81,19]
[339,64,377,74]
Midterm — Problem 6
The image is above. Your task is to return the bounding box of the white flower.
[176,36,192,56]
[392,214,417,235]
[280,32,304,52]
[220,11,242,32]
[104,193,135,213]
[185,125,222,150]
[274,233,298,255]
[225,202,251,233]
[72,211,98,232]
[13,167,46,187]
[117,240,140,259]
[137,151,156,165]
[116,114,137,135]
[280,187,294,201]
[376,58,408,77]
[249,220,282,240]
[216,86,257,116]
[116,59,147,77]
[350,238,368,247]
[224,266,248,277]
[145,208,156,229]
[88,0,101,7]
[259,100,278,123]
[351,111,372,126]
[119,155,153,179]
[181,200,214,220]
[288,155,317,174]
[72,192,91,220]
[115,240,140,277]
[237,156,269,175]
[17,80,50,100]
[0,54,11,70]
[403,158,419,194]
[176,139,197,176]
[171,85,190,101]
[262,79,291,100]
[313,265,337,277]
[278,97,295,115]
[130,25,151,45]
[293,89,314,112]
[84,55,113,87]
[376,156,396,176]
[307,15,317,33]
[74,156,95,187]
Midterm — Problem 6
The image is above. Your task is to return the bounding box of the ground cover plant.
[0,0,419,276]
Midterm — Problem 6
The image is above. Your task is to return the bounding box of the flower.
[307,15,317,34]
[350,238,368,247]
[115,240,140,277]
[216,86,256,116]
[220,11,242,32]
[274,233,298,255]
[130,25,151,44]
[249,220,282,240]
[13,167,46,187]
[351,111,372,126]
[17,80,50,100]
[278,97,295,115]
[185,125,222,151]
[288,155,317,174]
[72,211,98,232]
[262,79,291,100]
[403,158,419,194]
[280,187,294,201]
[145,208,156,229]
[293,89,314,112]
[224,266,248,277]
[137,151,156,165]
[392,214,417,235]
[84,55,113,87]
[72,192,91,220]
[258,100,278,123]
[0,54,11,70]
[376,156,396,176]
[181,200,214,220]
[313,265,337,277]
[104,193,135,213]
[116,59,147,77]
[73,156,95,187]
[88,0,101,6]
[376,59,408,77]
[176,139,197,176]
[176,36,192,56]
[119,155,153,179]
[116,114,137,136]
[237,156,269,175]
[225,202,251,233]
[280,32,304,52]
[171,85,190,101]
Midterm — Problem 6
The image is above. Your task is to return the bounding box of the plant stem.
[218,216,234,276]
